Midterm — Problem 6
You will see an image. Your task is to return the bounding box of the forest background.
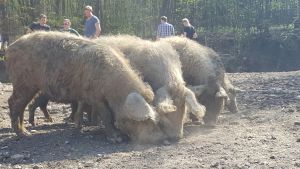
[1,0,300,72]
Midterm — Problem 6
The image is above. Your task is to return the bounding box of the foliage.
[1,0,299,37]
[1,0,300,72]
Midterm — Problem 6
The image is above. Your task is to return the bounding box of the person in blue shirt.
[83,6,101,39]
[156,16,175,40]
[60,19,80,36]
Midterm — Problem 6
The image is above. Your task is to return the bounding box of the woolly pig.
[162,37,241,125]
[5,32,167,143]
[95,35,206,140]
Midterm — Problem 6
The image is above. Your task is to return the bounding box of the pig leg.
[71,103,97,126]
[39,99,53,122]
[8,85,38,137]
[28,96,40,126]
[90,109,99,126]
[28,94,51,126]
[202,96,225,126]
[74,101,84,128]
[87,111,92,124]
[226,91,238,114]
[185,88,206,120]
[226,86,243,113]
[96,102,123,143]
[64,102,77,122]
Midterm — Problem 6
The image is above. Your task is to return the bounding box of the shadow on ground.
[0,121,214,165]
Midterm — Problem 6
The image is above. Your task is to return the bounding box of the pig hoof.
[17,130,32,138]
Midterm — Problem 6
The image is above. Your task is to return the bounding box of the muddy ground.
[0,72,299,169]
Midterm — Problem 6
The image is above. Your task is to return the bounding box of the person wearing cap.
[27,14,51,33]
[83,5,101,39]
[156,16,175,40]
[60,19,80,36]
[182,18,197,40]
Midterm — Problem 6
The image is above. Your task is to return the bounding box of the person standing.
[60,19,80,36]
[182,18,197,40]
[83,6,101,39]
[156,16,175,40]
[0,33,9,51]
[27,14,51,33]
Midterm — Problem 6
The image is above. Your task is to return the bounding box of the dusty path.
[0,72,299,169]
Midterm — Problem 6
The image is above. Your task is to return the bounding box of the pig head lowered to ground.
[162,37,242,126]
[96,35,206,140]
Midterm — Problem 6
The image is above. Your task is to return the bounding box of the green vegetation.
[1,0,300,72]
[1,0,299,38]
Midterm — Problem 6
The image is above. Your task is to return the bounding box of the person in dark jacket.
[182,18,197,40]
[27,14,51,33]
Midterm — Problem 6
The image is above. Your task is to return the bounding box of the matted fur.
[5,31,165,143]
[162,36,238,125]
[96,35,205,139]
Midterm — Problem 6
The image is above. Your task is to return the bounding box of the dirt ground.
[0,72,299,169]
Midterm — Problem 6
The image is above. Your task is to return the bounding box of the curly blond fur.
[96,35,206,139]
[6,32,164,143]
[162,36,238,125]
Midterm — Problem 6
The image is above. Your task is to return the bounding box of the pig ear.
[188,85,207,97]
[124,92,158,122]
[154,87,177,113]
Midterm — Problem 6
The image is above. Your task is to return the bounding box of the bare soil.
[0,72,299,169]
